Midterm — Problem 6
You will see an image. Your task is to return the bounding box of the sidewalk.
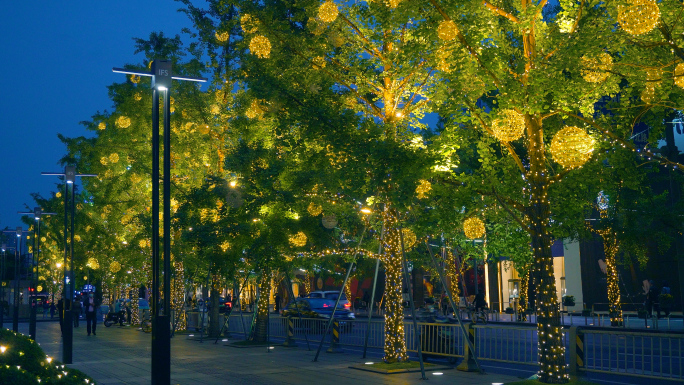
[24,322,519,385]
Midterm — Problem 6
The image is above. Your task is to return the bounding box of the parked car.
[282,298,355,331]
[306,291,351,310]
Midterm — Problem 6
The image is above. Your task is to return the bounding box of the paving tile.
[11,321,519,385]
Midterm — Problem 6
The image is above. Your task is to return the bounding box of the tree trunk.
[600,230,622,326]
[526,116,568,383]
[381,207,408,363]
[519,270,529,322]
[208,274,220,338]
[253,271,270,342]
[529,186,566,383]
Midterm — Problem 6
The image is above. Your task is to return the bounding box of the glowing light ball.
[98,122,106,130]
[675,63,684,89]
[289,232,308,247]
[463,217,485,239]
[401,228,417,249]
[241,14,258,34]
[618,0,659,36]
[581,52,613,83]
[319,2,339,23]
[437,20,458,41]
[110,261,121,273]
[109,153,119,164]
[307,202,323,216]
[116,116,131,128]
[491,109,525,142]
[550,126,595,169]
[215,31,229,42]
[249,35,272,58]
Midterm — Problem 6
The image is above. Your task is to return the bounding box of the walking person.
[72,296,81,328]
[659,281,672,318]
[50,302,56,319]
[57,294,67,336]
[645,280,660,319]
[84,292,98,336]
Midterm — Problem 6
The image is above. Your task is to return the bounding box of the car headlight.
[349,313,355,319]
[319,314,330,318]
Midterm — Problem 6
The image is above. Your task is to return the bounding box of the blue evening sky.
[0,1,192,232]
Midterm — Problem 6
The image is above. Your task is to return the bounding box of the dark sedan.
[282,298,355,330]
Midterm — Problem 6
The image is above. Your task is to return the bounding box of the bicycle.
[140,309,152,333]
[466,305,488,324]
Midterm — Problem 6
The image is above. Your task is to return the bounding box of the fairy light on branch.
[641,69,660,104]
[581,52,613,83]
[415,180,432,199]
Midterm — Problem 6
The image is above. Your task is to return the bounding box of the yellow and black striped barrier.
[326,319,343,353]
[457,322,479,372]
[568,326,584,376]
[283,316,298,347]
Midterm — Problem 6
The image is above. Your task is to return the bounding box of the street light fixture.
[18,207,56,340]
[41,166,96,364]
[113,60,206,385]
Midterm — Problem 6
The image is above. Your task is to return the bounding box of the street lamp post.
[0,244,14,329]
[41,166,96,364]
[113,60,206,385]
[18,207,56,340]
[1,227,32,332]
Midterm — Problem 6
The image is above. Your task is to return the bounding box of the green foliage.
[0,328,94,384]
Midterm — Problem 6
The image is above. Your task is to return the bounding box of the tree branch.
[465,99,527,175]
[427,0,501,88]
[484,1,519,23]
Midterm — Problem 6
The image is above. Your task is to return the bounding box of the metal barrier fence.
[571,327,684,381]
[220,314,683,382]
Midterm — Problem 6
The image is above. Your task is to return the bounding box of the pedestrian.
[645,280,660,319]
[84,292,98,336]
[138,296,150,327]
[42,301,49,318]
[126,300,132,324]
[659,281,672,318]
[50,302,56,319]
[274,294,281,313]
[57,294,67,335]
[72,296,81,328]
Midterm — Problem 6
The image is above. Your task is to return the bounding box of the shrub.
[0,328,95,384]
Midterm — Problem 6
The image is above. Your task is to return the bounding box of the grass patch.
[367,361,436,370]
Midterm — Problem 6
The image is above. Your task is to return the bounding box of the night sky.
[0,1,192,231]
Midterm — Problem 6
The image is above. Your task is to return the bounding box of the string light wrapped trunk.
[527,117,568,383]
[380,207,408,363]
[597,228,622,326]
[253,270,271,342]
